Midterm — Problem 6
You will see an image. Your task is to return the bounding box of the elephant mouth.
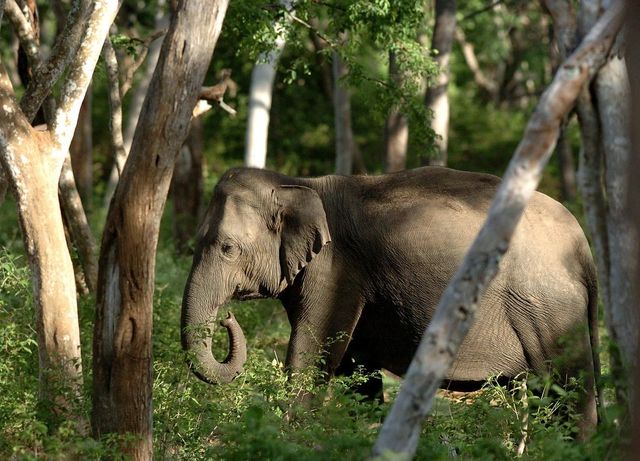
[235,291,263,301]
[234,284,273,301]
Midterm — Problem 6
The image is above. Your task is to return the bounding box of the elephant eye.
[220,240,240,260]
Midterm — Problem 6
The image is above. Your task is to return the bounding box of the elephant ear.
[274,185,331,285]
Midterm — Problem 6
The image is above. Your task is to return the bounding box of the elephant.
[180,166,599,431]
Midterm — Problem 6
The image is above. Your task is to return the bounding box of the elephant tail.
[585,260,603,419]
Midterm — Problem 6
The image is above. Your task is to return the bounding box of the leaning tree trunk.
[0,0,119,421]
[91,1,230,458]
[372,3,623,458]
[424,0,456,167]
[244,0,293,168]
[384,51,408,173]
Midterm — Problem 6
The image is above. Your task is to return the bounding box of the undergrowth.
[0,239,625,459]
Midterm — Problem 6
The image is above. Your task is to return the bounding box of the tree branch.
[543,0,577,56]
[4,0,40,68]
[20,0,90,122]
[50,0,120,158]
[455,27,498,97]
[120,29,166,97]
[372,1,624,458]
[102,37,127,180]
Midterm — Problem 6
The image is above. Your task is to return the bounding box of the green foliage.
[0,211,627,459]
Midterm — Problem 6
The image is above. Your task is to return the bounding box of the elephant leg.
[282,269,366,380]
[517,318,597,438]
[563,327,598,439]
[336,345,383,403]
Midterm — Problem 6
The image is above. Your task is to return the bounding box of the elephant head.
[181,169,331,384]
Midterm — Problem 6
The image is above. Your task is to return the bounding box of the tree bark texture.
[424,0,456,167]
[102,37,127,208]
[0,0,119,418]
[7,0,99,296]
[91,1,230,458]
[546,2,578,202]
[20,0,90,122]
[171,116,203,254]
[626,0,640,453]
[244,0,293,169]
[104,1,168,207]
[553,0,638,410]
[332,48,354,175]
[372,3,624,458]
[595,55,638,377]
[59,155,98,294]
[384,51,408,173]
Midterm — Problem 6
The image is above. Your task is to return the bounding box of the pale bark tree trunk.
[372,3,623,457]
[0,0,119,419]
[172,116,203,254]
[332,47,354,175]
[596,55,638,375]
[551,0,637,410]
[104,0,167,207]
[244,0,293,168]
[384,51,408,173]
[91,2,230,458]
[6,0,99,295]
[424,0,456,167]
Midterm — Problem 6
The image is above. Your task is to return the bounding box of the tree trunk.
[372,3,623,457]
[59,156,98,294]
[546,7,578,202]
[244,0,292,168]
[626,0,640,453]
[596,55,638,379]
[172,116,203,254]
[0,0,119,421]
[332,47,354,176]
[424,0,456,167]
[104,1,168,207]
[7,0,99,296]
[384,51,408,173]
[69,87,92,208]
[91,2,230,458]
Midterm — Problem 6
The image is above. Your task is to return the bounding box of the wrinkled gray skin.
[181,166,599,430]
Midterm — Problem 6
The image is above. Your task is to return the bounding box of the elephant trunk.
[181,277,247,384]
